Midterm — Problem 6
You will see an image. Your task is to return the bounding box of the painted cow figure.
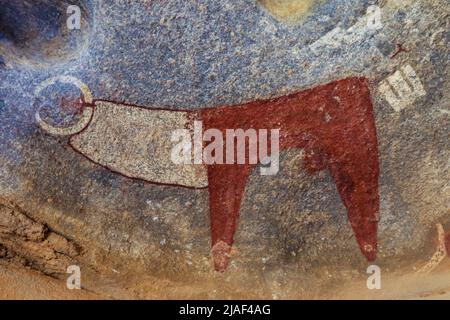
[37,76,380,271]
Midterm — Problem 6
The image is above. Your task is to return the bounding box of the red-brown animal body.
[196,77,380,271]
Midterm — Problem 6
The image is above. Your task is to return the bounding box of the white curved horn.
[35,76,94,136]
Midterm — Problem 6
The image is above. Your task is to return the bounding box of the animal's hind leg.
[329,160,379,261]
[325,118,380,261]
[207,164,252,271]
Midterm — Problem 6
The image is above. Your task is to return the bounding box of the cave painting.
[37,76,380,271]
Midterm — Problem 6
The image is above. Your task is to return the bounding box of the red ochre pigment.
[60,96,84,114]
[196,77,380,271]
[72,77,380,272]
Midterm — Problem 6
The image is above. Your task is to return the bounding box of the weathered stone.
[0,200,81,275]
[0,0,448,299]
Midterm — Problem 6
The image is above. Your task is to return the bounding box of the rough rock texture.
[0,199,83,276]
[0,0,449,299]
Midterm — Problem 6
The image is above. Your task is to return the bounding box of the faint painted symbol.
[379,64,426,112]
[390,43,408,59]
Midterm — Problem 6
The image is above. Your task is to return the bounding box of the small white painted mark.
[379,64,426,112]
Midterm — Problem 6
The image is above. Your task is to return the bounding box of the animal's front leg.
[207,164,252,271]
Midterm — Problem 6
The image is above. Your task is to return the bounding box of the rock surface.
[0,0,449,299]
